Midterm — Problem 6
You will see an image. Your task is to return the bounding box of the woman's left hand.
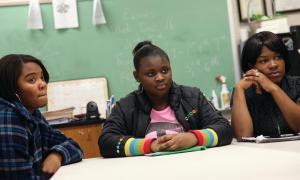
[42,152,62,179]
[244,70,279,93]
[255,72,280,93]
[156,132,198,151]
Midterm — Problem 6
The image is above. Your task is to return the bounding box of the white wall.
[227,0,242,82]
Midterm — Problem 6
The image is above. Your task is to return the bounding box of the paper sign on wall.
[93,0,106,25]
[52,0,79,29]
[27,0,43,30]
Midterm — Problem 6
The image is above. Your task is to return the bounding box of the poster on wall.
[274,0,300,12]
[237,0,266,22]
[52,0,79,29]
[93,0,106,25]
[27,0,43,30]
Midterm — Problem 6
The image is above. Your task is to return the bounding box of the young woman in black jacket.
[99,41,232,158]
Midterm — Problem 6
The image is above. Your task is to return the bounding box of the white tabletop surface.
[52,140,300,180]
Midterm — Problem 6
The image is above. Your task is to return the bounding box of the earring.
[15,93,21,101]
[138,85,144,93]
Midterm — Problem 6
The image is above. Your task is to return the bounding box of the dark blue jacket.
[0,98,83,179]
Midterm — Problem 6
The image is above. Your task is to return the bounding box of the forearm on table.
[231,88,253,140]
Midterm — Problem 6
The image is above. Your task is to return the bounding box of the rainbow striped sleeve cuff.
[189,128,218,147]
[124,138,155,157]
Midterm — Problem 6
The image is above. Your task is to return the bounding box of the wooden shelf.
[55,121,103,159]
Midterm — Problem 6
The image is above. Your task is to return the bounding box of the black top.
[244,75,300,137]
[99,82,233,158]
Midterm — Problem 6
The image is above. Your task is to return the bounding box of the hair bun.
[132,40,152,55]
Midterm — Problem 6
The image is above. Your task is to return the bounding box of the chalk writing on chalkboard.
[0,0,234,100]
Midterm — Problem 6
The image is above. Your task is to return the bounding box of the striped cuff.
[189,128,218,147]
[124,138,155,156]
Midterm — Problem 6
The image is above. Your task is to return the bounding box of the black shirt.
[244,76,300,137]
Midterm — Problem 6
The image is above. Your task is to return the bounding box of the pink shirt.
[145,106,184,139]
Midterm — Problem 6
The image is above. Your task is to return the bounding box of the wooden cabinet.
[57,123,103,159]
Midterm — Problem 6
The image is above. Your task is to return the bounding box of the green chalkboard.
[0,0,234,100]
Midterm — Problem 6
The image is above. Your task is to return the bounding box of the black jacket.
[99,83,232,158]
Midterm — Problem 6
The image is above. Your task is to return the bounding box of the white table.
[52,140,300,180]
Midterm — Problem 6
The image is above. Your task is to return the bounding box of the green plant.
[250,14,271,21]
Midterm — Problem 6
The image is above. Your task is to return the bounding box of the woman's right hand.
[42,152,62,179]
[150,138,171,152]
[237,69,262,94]
[150,139,162,153]
[150,133,197,152]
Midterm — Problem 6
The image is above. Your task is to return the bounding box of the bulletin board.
[47,77,108,118]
